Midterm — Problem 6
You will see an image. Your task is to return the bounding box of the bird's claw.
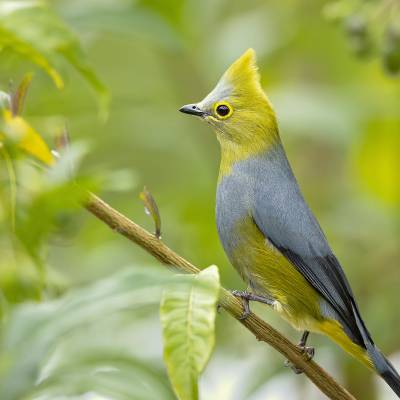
[231,289,247,298]
[231,290,275,320]
[231,290,251,320]
[284,359,304,374]
[284,345,315,374]
[301,345,315,361]
[239,306,251,320]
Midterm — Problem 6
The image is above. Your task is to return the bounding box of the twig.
[85,192,356,400]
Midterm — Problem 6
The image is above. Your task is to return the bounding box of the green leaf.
[0,26,64,89]
[31,352,175,400]
[0,266,175,400]
[0,2,109,117]
[1,110,54,166]
[15,178,92,266]
[160,265,220,400]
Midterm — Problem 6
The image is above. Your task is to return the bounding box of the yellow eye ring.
[214,102,233,119]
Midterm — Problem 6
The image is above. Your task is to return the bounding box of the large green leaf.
[0,266,175,400]
[30,352,174,400]
[0,26,63,89]
[0,2,108,116]
[160,265,220,400]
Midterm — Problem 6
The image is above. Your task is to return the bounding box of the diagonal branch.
[85,192,355,400]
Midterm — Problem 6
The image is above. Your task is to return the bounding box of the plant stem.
[85,192,355,400]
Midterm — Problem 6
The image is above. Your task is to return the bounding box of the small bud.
[139,186,162,239]
[10,73,33,116]
[54,126,70,152]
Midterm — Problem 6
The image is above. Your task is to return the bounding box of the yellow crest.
[222,48,263,96]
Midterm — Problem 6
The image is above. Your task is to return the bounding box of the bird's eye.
[216,105,229,116]
[214,102,233,119]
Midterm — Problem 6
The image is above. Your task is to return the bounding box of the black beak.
[179,103,206,117]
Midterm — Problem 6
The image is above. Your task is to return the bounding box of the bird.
[179,48,400,397]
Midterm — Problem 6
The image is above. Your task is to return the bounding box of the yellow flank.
[232,216,372,368]
[232,215,322,329]
[318,319,373,369]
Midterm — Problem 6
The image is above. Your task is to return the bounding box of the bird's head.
[180,49,278,150]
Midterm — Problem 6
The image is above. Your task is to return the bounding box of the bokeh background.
[0,0,399,399]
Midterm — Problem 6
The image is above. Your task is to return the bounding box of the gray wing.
[252,149,370,347]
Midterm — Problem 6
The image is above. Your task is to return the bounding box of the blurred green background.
[0,0,399,399]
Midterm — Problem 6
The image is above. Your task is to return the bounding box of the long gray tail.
[352,302,400,397]
[367,342,400,398]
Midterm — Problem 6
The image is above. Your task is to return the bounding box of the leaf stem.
[1,147,17,232]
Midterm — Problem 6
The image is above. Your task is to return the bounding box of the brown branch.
[85,192,356,400]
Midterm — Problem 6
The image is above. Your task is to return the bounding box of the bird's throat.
[218,132,279,181]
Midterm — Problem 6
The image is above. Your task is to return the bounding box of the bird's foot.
[300,345,315,361]
[231,290,251,320]
[285,331,314,374]
[230,290,274,320]
[284,345,315,374]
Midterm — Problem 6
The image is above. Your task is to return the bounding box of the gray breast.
[216,154,258,258]
[215,143,322,258]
